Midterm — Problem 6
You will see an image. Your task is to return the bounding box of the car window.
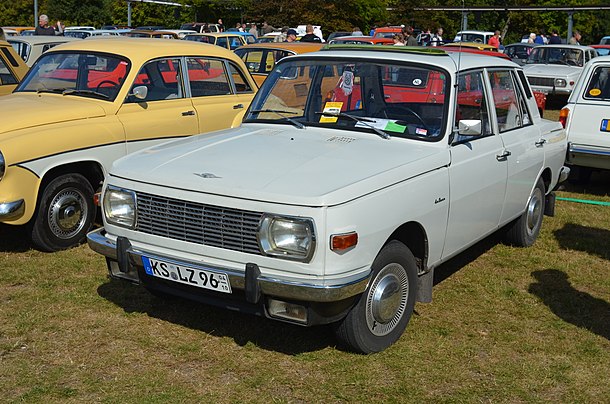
[9,41,30,62]
[216,37,228,49]
[247,59,448,140]
[455,70,492,140]
[488,70,531,132]
[0,57,18,85]
[228,62,254,93]
[18,52,130,101]
[583,66,610,100]
[187,57,231,97]
[127,58,184,102]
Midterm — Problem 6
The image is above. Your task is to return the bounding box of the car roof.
[45,37,244,63]
[7,36,82,44]
[294,45,516,70]
[235,42,325,53]
[534,44,595,50]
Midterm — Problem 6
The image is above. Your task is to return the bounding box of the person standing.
[404,27,418,46]
[488,30,501,49]
[392,33,405,46]
[351,27,363,36]
[548,29,562,44]
[430,27,443,46]
[262,21,275,34]
[300,24,322,43]
[217,18,225,32]
[35,14,62,36]
[248,23,258,38]
[285,28,298,42]
[569,30,581,45]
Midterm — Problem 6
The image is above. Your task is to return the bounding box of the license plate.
[141,256,232,294]
[601,119,610,132]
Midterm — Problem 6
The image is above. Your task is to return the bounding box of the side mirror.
[128,85,148,100]
[458,119,482,136]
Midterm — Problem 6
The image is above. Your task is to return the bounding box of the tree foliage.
[1,0,609,44]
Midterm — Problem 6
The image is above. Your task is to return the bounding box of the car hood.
[110,124,450,206]
[523,64,582,78]
[0,93,108,135]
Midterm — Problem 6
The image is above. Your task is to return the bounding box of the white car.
[8,35,81,66]
[560,55,610,182]
[523,44,598,96]
[88,46,569,353]
[453,30,495,44]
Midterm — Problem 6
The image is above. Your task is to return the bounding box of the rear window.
[583,66,610,100]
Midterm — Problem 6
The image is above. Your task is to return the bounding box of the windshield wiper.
[62,89,109,100]
[250,109,305,129]
[36,88,66,94]
[314,111,390,139]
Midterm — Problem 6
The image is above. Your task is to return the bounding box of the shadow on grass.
[433,232,503,285]
[0,224,32,253]
[554,223,610,260]
[97,279,337,355]
[559,169,610,197]
[529,269,610,340]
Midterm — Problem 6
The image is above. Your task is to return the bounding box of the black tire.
[30,174,95,252]
[505,177,545,247]
[334,240,418,354]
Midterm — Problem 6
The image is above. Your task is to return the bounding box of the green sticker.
[385,121,407,133]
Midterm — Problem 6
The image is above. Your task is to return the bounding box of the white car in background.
[8,35,81,66]
[560,55,610,182]
[523,44,597,96]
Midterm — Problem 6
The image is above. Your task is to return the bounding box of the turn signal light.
[331,232,358,251]
[559,108,569,128]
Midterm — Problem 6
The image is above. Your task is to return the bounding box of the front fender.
[0,165,41,225]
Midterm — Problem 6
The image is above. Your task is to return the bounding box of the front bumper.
[87,228,369,325]
[567,143,610,170]
[0,199,25,221]
[530,85,572,96]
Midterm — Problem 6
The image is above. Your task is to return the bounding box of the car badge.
[194,173,221,179]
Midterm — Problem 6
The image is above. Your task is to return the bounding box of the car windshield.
[16,52,130,101]
[245,58,449,141]
[527,47,584,67]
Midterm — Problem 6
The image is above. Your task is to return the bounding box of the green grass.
[0,110,608,402]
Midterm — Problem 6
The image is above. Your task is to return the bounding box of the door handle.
[233,104,244,109]
[181,110,195,116]
[535,139,547,147]
[496,150,511,161]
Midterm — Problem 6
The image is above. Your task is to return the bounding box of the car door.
[186,57,256,133]
[444,70,508,258]
[488,69,544,224]
[118,57,199,154]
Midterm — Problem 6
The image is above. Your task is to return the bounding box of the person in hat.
[285,28,298,42]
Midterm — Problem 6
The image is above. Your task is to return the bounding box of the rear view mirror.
[458,119,482,136]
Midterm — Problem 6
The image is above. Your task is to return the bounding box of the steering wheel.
[386,105,431,134]
[95,80,119,93]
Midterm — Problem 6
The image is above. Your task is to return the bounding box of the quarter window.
[583,66,610,100]
[228,62,254,93]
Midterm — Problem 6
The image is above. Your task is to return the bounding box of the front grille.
[135,192,264,255]
[527,77,555,87]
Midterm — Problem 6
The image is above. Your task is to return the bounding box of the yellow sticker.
[319,102,343,123]
[589,88,602,96]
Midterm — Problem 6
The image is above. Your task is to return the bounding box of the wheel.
[30,174,95,252]
[334,240,418,353]
[95,80,119,92]
[505,177,545,247]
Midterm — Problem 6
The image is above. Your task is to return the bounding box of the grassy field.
[1,109,609,402]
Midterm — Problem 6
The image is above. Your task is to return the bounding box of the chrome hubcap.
[48,188,88,239]
[526,187,543,236]
[365,263,409,336]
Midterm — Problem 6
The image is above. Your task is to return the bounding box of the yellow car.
[0,37,257,251]
[234,42,325,86]
[0,40,28,96]
[442,42,499,52]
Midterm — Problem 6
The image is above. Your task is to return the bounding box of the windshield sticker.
[320,102,343,123]
[355,118,407,133]
[415,127,428,136]
[589,88,602,96]
[339,70,354,96]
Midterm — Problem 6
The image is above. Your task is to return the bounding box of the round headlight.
[103,185,136,228]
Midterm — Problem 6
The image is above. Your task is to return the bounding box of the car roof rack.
[320,44,448,56]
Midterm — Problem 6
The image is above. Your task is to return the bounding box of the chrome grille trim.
[528,77,555,87]
[135,192,263,255]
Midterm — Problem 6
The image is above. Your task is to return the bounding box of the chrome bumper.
[568,143,610,170]
[558,165,571,184]
[87,228,368,304]
[0,199,25,221]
